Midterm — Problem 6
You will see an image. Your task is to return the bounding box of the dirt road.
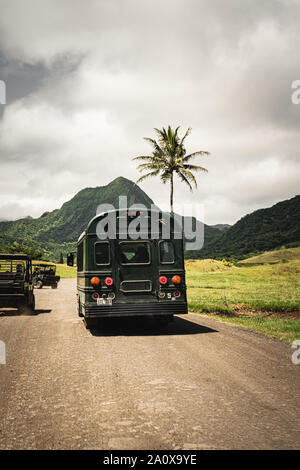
[0,279,299,449]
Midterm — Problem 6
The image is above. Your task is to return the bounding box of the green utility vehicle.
[33,264,60,289]
[0,254,35,313]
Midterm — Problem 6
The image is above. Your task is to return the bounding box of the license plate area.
[97,298,112,306]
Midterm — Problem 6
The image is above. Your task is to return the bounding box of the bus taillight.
[92,292,99,300]
[105,277,114,286]
[159,276,168,285]
[172,275,181,285]
[90,277,100,287]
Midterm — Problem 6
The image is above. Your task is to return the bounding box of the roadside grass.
[33,260,77,278]
[191,313,300,343]
[186,248,300,343]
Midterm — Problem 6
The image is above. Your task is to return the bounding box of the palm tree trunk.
[170,173,174,216]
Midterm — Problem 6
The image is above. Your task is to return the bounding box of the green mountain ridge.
[0,176,218,260]
[1,177,299,261]
[0,177,155,244]
[198,195,300,259]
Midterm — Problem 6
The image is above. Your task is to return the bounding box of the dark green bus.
[76,209,188,329]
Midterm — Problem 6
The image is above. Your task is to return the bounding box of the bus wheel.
[84,317,98,329]
[51,284,57,289]
[18,304,28,314]
[30,295,37,315]
[36,281,43,289]
[19,300,36,315]
[77,299,83,317]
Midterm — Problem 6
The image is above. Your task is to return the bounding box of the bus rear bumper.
[83,302,188,318]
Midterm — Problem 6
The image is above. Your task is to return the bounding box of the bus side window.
[77,243,83,271]
[95,242,110,265]
[159,241,175,264]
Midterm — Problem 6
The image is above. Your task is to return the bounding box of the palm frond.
[154,127,167,142]
[177,171,193,191]
[143,137,163,154]
[137,162,164,171]
[160,171,171,184]
[135,169,161,185]
[133,154,166,165]
[132,155,156,162]
[177,168,198,188]
[182,150,210,162]
[182,163,208,173]
[179,127,191,147]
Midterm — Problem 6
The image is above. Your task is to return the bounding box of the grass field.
[186,248,300,343]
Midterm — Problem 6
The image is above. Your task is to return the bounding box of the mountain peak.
[0,177,155,247]
[109,176,135,186]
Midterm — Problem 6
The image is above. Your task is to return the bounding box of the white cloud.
[0,0,299,224]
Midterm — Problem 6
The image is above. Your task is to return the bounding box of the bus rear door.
[116,240,157,300]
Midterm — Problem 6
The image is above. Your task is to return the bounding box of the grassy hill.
[186,246,300,342]
[197,195,300,259]
[239,246,300,265]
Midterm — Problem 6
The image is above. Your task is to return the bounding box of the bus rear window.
[119,242,150,265]
[95,242,110,265]
[159,241,175,263]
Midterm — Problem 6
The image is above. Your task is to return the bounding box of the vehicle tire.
[30,295,36,315]
[36,281,43,289]
[77,299,83,317]
[51,284,57,289]
[18,304,27,314]
[18,302,36,315]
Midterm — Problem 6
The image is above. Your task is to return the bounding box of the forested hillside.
[197,195,300,259]
[0,177,218,261]
[1,177,299,262]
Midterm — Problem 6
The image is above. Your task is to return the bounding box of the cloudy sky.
[0,0,299,225]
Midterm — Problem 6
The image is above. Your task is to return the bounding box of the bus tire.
[51,284,57,289]
[77,299,83,317]
[36,281,43,289]
[18,304,28,314]
[19,298,36,315]
[30,295,37,315]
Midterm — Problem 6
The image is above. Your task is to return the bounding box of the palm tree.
[133,126,209,215]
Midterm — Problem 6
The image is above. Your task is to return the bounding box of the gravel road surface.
[0,279,299,449]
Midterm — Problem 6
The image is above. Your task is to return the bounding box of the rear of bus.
[77,210,188,327]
